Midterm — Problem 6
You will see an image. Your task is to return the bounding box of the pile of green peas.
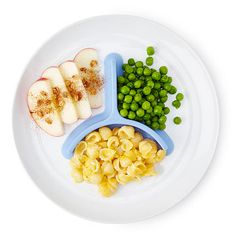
[117,46,184,130]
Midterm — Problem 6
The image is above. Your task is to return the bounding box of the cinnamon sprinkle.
[32,91,54,123]
[52,87,65,112]
[65,79,83,102]
[45,117,52,124]
[90,60,98,68]
[80,64,103,96]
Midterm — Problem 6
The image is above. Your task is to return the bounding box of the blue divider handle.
[155,130,174,155]
[103,53,123,118]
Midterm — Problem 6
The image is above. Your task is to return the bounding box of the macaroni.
[69,126,166,197]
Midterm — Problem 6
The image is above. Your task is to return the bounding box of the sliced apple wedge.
[74,48,99,69]
[74,48,103,108]
[59,61,92,119]
[27,78,64,136]
[42,67,78,124]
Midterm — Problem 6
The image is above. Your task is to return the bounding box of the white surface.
[0,0,235,234]
[12,15,219,223]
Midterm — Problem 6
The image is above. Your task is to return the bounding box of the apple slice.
[42,67,78,124]
[59,61,92,119]
[74,48,103,108]
[74,48,99,69]
[27,78,64,136]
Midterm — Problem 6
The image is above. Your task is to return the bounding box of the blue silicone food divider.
[62,53,174,159]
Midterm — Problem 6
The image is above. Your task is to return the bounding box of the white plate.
[13,15,219,223]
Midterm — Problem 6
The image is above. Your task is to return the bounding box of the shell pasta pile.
[70,126,166,197]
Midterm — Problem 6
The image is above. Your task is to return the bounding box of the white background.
[0,0,235,235]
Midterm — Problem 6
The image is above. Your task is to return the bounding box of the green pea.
[124,95,133,104]
[145,76,152,81]
[163,83,171,91]
[128,111,136,120]
[139,98,146,105]
[172,100,181,109]
[176,93,184,101]
[152,71,161,81]
[147,80,155,88]
[122,103,130,109]
[137,88,143,94]
[174,116,182,124]
[150,112,156,117]
[136,108,145,117]
[126,82,134,88]
[159,115,167,124]
[130,102,139,111]
[136,67,143,75]
[120,109,128,117]
[153,90,159,98]
[123,72,129,78]
[154,105,162,115]
[146,46,155,56]
[136,116,143,122]
[125,65,134,74]
[142,101,151,110]
[143,67,152,76]
[128,73,136,81]
[151,100,158,107]
[161,96,168,102]
[146,57,153,66]
[118,103,123,110]
[160,75,169,83]
[121,86,130,95]
[151,68,157,73]
[118,93,124,101]
[159,123,166,130]
[124,78,129,84]
[139,76,145,80]
[146,107,153,113]
[147,94,155,102]
[169,86,177,94]
[135,61,143,68]
[129,89,136,96]
[122,63,128,70]
[134,80,142,88]
[159,66,168,75]
[168,77,173,83]
[118,76,125,84]
[143,113,151,121]
[163,107,170,114]
[134,93,142,102]
[152,116,158,122]
[143,86,151,95]
[128,58,135,66]
[157,102,165,108]
[154,82,161,90]
[151,122,159,130]
[145,120,151,126]
[159,89,167,97]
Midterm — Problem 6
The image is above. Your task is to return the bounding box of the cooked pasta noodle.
[86,143,99,159]
[69,125,166,197]
[85,131,101,143]
[74,141,87,157]
[100,148,116,161]
[107,136,119,148]
[118,126,135,139]
[99,127,112,140]
[120,139,133,152]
